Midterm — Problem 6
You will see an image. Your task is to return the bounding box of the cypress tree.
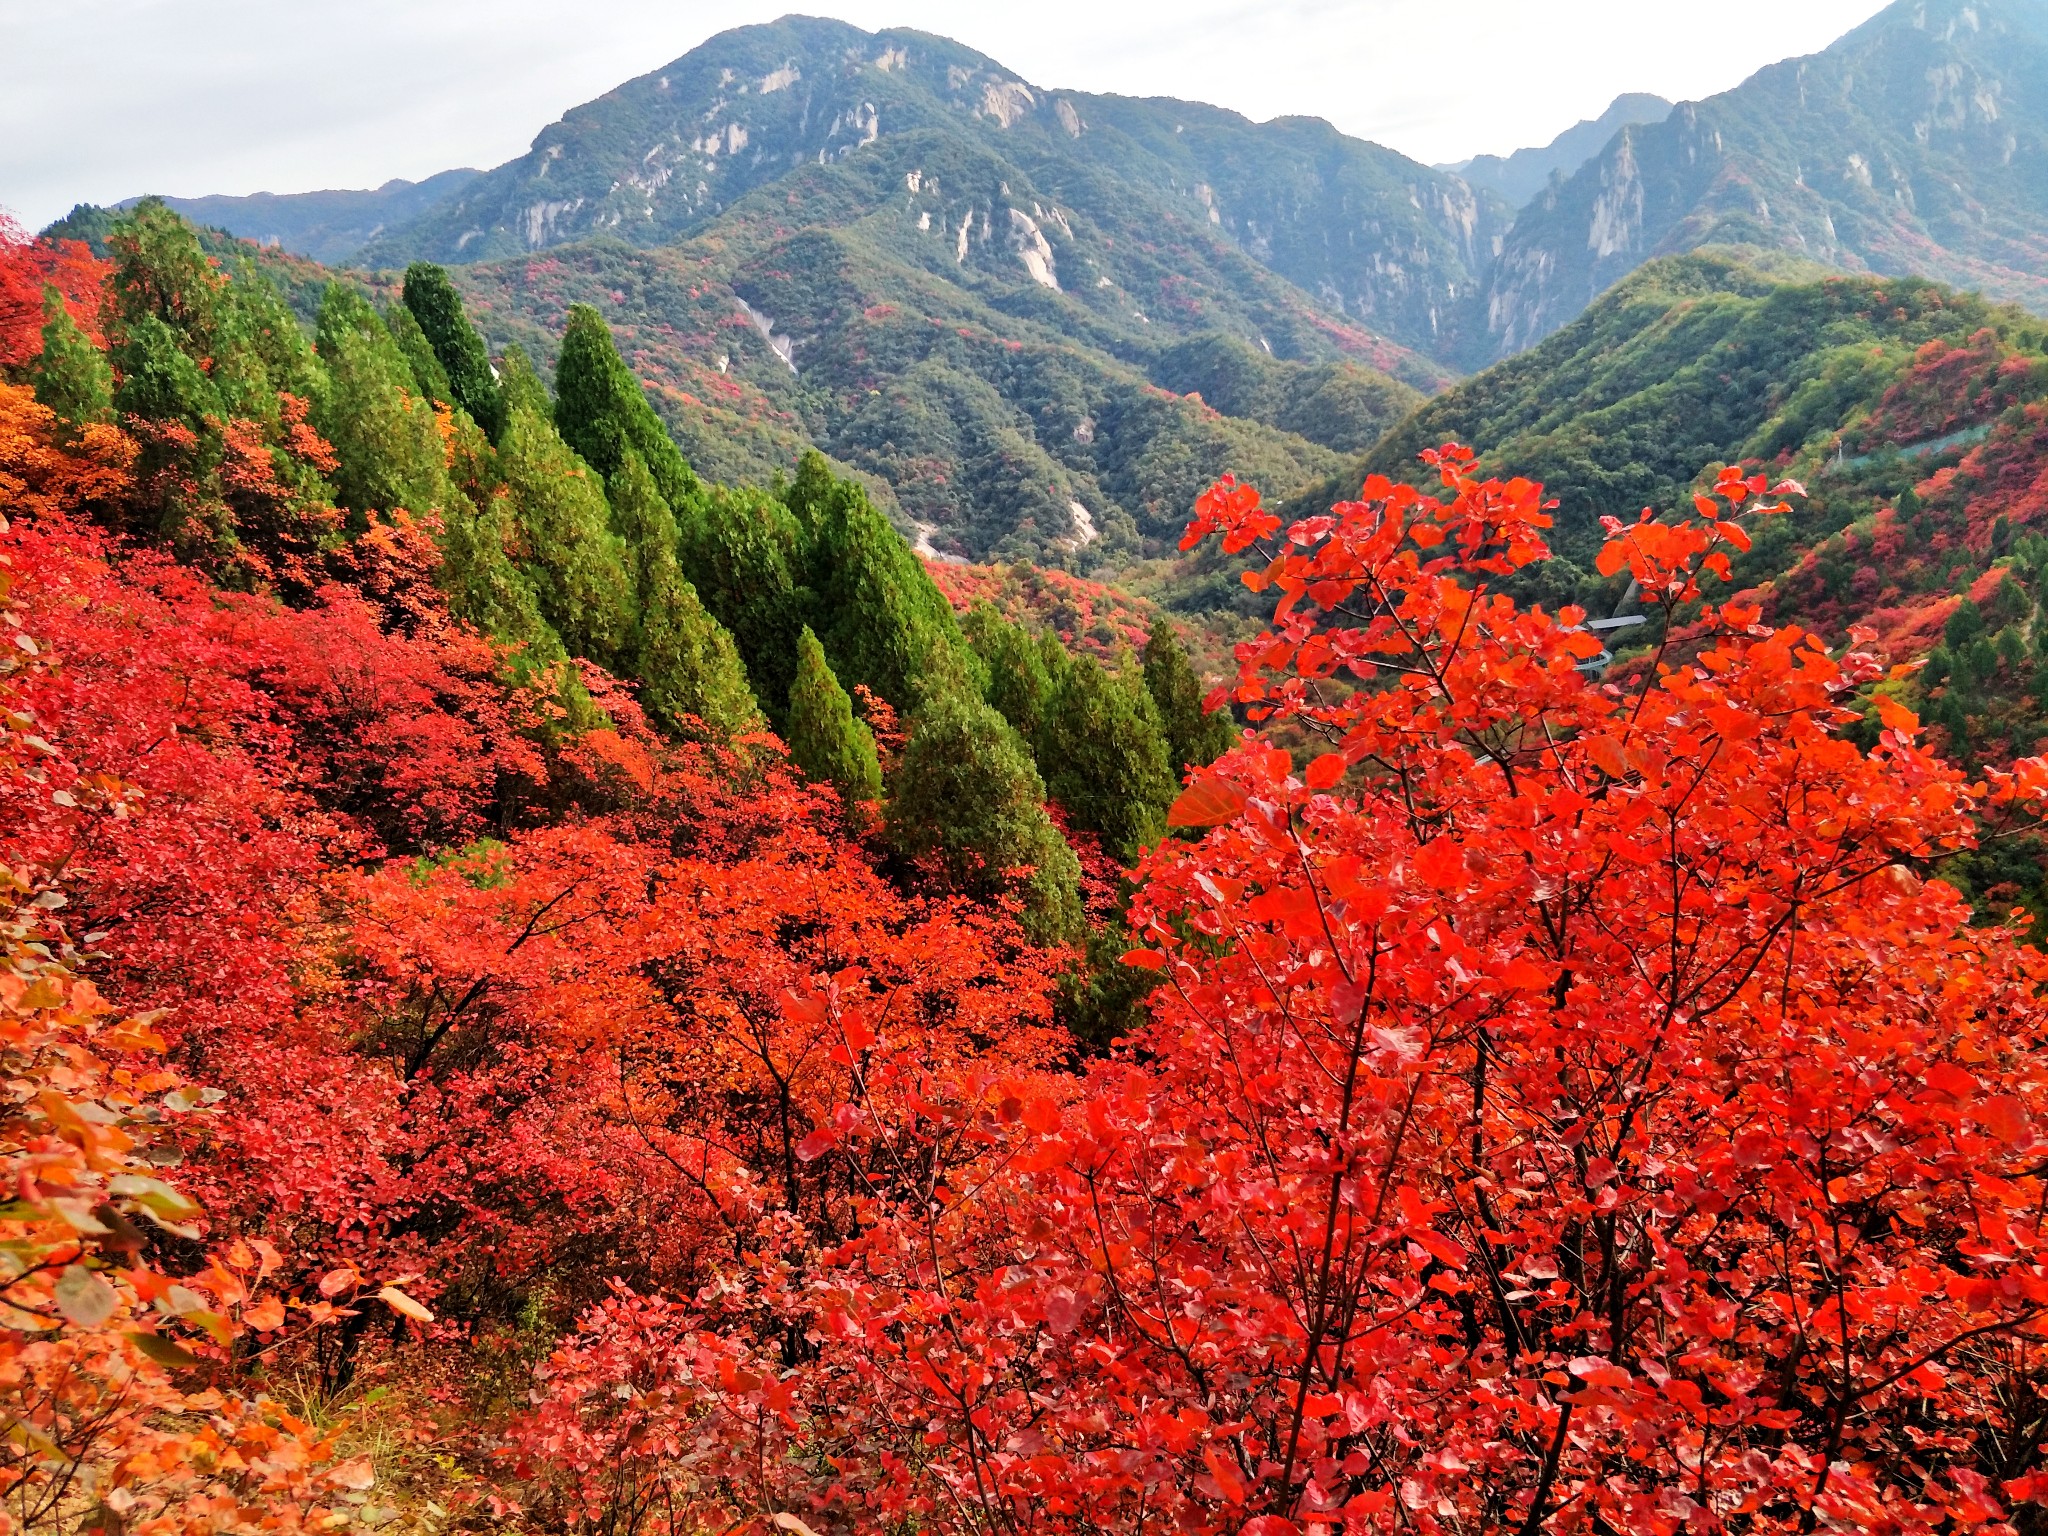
[608,451,759,742]
[499,404,636,667]
[674,482,812,722]
[497,344,553,421]
[104,199,227,360]
[554,304,698,509]
[963,602,1053,743]
[385,303,454,408]
[402,263,505,442]
[30,287,113,430]
[1037,650,1176,866]
[787,626,882,802]
[438,488,562,668]
[1143,616,1235,775]
[224,254,323,404]
[887,687,1086,945]
[109,310,237,559]
[311,282,454,519]
[792,452,965,711]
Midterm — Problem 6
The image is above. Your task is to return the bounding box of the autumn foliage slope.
[7,208,2048,1536]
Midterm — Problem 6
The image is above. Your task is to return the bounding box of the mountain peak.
[1446,92,1673,209]
[1472,0,2048,363]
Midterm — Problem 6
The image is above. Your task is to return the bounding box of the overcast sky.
[4,0,1887,230]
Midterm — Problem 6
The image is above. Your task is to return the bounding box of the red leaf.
[1304,753,1346,790]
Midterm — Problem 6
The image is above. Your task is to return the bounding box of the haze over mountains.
[137,170,482,265]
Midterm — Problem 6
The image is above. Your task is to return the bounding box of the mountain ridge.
[125,170,482,266]
[1445,92,1673,208]
[1474,0,2048,361]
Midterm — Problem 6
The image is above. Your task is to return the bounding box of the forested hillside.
[1477,0,2048,359]
[11,190,2048,1533]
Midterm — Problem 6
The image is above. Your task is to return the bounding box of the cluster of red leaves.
[1846,333,2043,455]
[0,376,1075,1525]
[0,214,105,366]
[926,559,1155,658]
[518,447,2048,1536]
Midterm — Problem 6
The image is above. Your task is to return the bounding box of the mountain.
[1338,243,2048,665]
[1445,92,1672,209]
[432,157,1425,562]
[294,16,1493,564]
[354,16,1508,366]
[125,171,481,265]
[1475,0,2048,361]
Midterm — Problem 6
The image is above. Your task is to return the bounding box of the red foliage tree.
[541,451,2048,1536]
[0,215,106,367]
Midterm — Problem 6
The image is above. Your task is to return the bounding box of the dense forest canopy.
[17,10,2048,1520]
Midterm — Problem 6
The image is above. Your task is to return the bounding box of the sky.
[3,0,1889,230]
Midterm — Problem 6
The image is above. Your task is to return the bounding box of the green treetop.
[1142,616,1235,775]
[385,303,454,409]
[887,686,1085,946]
[554,304,698,510]
[498,404,636,668]
[402,263,505,442]
[963,602,1054,744]
[29,288,113,431]
[789,452,964,711]
[607,450,760,742]
[312,282,455,520]
[1037,649,1176,866]
[674,482,813,724]
[497,344,553,421]
[787,626,882,802]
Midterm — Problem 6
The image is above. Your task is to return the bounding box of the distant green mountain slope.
[1475,0,2048,362]
[1340,248,2031,615]
[354,16,1506,368]
[442,140,1425,561]
[123,172,481,266]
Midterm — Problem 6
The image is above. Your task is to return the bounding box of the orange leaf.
[1411,838,1466,892]
[1204,1443,1248,1504]
[1876,694,1919,734]
[1168,776,1249,829]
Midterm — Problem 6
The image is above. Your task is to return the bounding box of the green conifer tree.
[497,344,553,421]
[29,287,113,430]
[1142,616,1235,776]
[109,310,236,559]
[674,483,813,722]
[311,282,454,520]
[963,603,1053,743]
[1038,650,1176,865]
[385,303,454,408]
[402,263,505,442]
[554,304,698,509]
[887,687,1085,945]
[224,255,323,405]
[791,452,964,710]
[787,627,882,801]
[438,488,562,666]
[607,451,759,742]
[499,405,637,667]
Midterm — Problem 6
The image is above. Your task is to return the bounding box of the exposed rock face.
[1469,0,2048,364]
[1446,93,1673,209]
[348,15,1506,367]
